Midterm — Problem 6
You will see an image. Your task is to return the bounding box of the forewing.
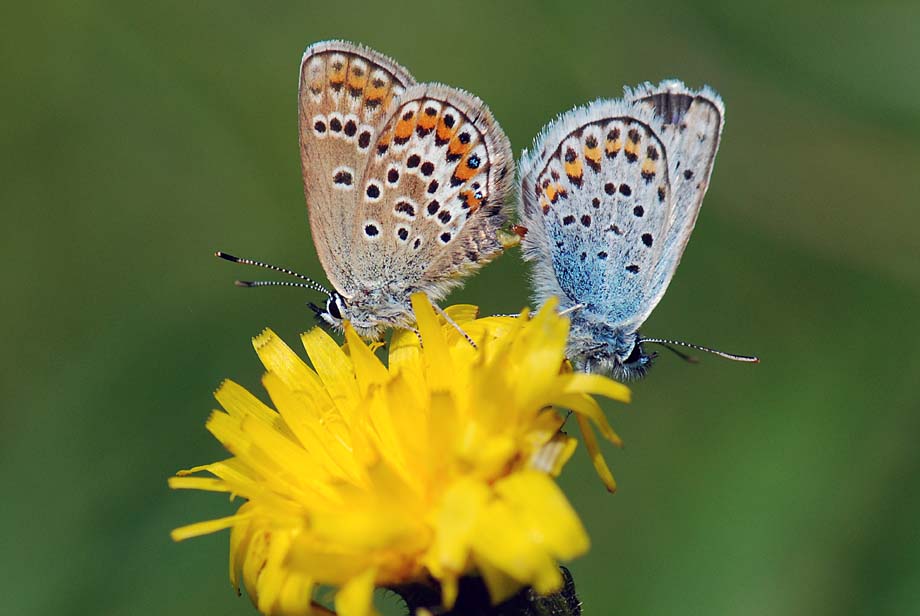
[625,81,724,327]
[349,83,513,301]
[299,41,416,293]
[519,98,673,329]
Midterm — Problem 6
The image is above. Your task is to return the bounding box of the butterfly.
[219,40,514,339]
[518,80,758,380]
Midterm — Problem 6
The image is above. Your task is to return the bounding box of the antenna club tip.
[234,280,254,287]
[215,251,239,262]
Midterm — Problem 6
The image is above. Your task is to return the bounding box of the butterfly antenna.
[658,343,700,364]
[215,251,330,295]
[639,337,759,363]
[235,279,323,290]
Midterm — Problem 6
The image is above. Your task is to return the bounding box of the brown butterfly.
[219,41,514,339]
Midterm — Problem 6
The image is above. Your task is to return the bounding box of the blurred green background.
[4,1,919,614]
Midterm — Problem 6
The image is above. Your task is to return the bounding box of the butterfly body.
[297,41,513,338]
[519,81,726,379]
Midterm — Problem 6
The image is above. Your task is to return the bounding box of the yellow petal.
[215,379,283,427]
[528,433,578,477]
[471,498,561,597]
[531,559,564,596]
[171,512,250,541]
[301,328,360,420]
[310,507,422,552]
[494,471,589,560]
[443,304,479,323]
[253,329,323,393]
[207,409,341,506]
[509,298,569,390]
[229,507,254,591]
[550,393,623,447]
[410,293,453,391]
[575,414,617,492]
[343,323,388,395]
[241,414,348,503]
[558,372,631,404]
[255,531,293,615]
[262,372,366,488]
[286,545,372,585]
[440,573,459,609]
[367,377,433,489]
[387,327,421,376]
[420,391,459,484]
[522,410,566,455]
[277,573,314,616]
[363,386,408,480]
[167,476,227,492]
[176,458,268,501]
[241,527,271,603]
[335,567,379,616]
[386,335,425,408]
[460,315,521,350]
[429,478,490,573]
[477,558,524,605]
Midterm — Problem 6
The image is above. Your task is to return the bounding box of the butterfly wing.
[349,83,513,302]
[519,81,723,333]
[299,40,417,294]
[625,81,724,328]
[519,97,673,328]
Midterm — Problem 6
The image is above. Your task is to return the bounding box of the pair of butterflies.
[219,40,757,381]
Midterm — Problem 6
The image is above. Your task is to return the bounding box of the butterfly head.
[310,291,348,328]
[567,321,654,381]
[215,251,390,337]
[580,337,654,381]
[612,339,655,381]
[309,290,411,340]
[575,330,760,381]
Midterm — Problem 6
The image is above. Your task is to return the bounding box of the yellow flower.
[170,294,629,616]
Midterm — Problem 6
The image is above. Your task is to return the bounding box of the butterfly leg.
[558,303,586,317]
[483,305,581,320]
[432,302,478,349]
[557,361,596,430]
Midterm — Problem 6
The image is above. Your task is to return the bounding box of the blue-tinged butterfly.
[218,40,514,339]
[518,80,758,380]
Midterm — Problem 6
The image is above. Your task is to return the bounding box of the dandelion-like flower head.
[170,294,628,615]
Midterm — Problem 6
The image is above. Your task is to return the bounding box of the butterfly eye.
[623,342,646,366]
[326,295,344,320]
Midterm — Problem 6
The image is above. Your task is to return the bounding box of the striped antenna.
[639,337,759,363]
[215,251,330,296]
